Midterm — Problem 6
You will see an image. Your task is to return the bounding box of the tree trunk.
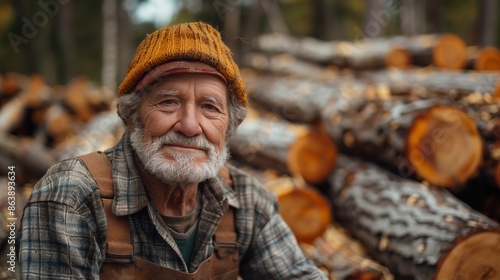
[261,0,288,34]
[102,0,118,92]
[223,0,241,64]
[117,0,134,82]
[426,1,443,33]
[328,155,500,280]
[400,0,426,36]
[315,0,335,40]
[240,0,264,64]
[54,0,76,84]
[476,0,498,47]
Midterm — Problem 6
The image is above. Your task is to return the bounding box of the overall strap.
[79,152,140,279]
[79,151,238,279]
[211,167,239,279]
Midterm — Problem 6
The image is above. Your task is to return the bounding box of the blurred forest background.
[0,0,498,91]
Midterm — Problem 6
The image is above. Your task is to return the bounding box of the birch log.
[359,68,500,98]
[466,46,500,71]
[244,71,483,188]
[322,97,483,188]
[230,113,337,184]
[253,33,468,70]
[238,165,393,279]
[328,155,500,279]
[301,227,394,280]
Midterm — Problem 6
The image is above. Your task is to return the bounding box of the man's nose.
[173,105,203,137]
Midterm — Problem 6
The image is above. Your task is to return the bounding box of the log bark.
[243,69,360,123]
[54,110,125,161]
[0,133,56,184]
[301,226,394,280]
[322,96,483,188]
[236,164,392,279]
[229,113,337,184]
[328,155,500,280]
[360,69,500,188]
[243,52,336,78]
[359,68,500,98]
[244,71,483,188]
[253,33,467,70]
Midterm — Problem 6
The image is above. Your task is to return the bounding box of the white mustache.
[155,131,213,151]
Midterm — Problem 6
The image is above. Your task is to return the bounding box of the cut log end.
[385,48,411,69]
[287,132,337,184]
[433,34,467,70]
[435,230,500,280]
[493,81,500,100]
[474,46,500,72]
[407,106,482,188]
[272,182,331,244]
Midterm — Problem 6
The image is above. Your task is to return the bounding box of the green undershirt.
[161,194,202,267]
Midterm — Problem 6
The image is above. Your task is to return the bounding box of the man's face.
[129,73,230,185]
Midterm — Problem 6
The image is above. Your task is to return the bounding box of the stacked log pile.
[0,73,123,280]
[240,32,500,279]
[1,31,500,279]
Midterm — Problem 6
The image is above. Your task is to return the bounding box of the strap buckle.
[213,241,239,259]
[104,252,136,264]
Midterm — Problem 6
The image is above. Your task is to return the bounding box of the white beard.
[130,128,228,185]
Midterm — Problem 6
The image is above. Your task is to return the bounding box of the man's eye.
[203,104,217,110]
[162,99,175,105]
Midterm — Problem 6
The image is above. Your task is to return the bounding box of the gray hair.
[116,88,247,140]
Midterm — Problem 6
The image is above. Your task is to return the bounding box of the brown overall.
[79,151,239,280]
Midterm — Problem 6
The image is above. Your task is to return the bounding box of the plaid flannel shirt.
[19,132,326,279]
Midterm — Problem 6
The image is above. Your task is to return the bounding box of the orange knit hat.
[118,21,247,107]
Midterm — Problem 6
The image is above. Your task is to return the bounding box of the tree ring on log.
[270,181,331,245]
[433,34,467,70]
[385,48,411,69]
[287,132,337,184]
[434,230,500,280]
[494,82,500,100]
[474,46,500,71]
[406,106,482,188]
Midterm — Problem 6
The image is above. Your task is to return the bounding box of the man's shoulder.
[28,156,100,206]
[225,164,278,207]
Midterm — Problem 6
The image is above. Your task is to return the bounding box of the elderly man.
[19,22,326,279]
